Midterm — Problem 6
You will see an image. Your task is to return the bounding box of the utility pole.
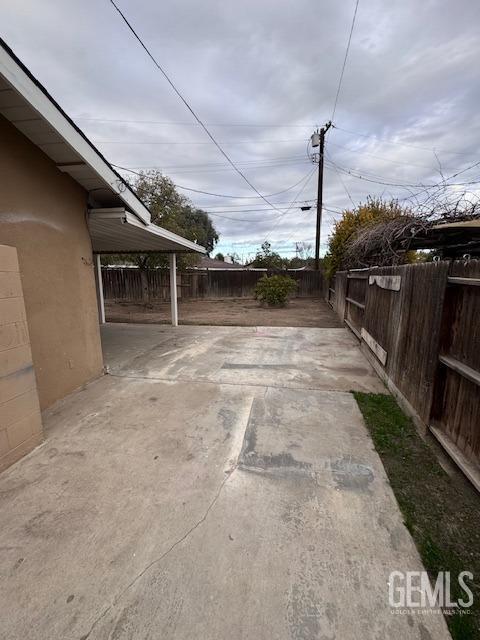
[312,121,332,270]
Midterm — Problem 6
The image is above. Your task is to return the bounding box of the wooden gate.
[430,260,480,477]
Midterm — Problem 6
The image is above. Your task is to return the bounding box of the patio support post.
[94,253,105,324]
[169,253,178,326]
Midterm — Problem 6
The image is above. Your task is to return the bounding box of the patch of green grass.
[354,392,480,640]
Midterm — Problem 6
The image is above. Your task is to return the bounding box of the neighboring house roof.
[192,257,243,269]
[0,38,205,255]
[432,220,480,230]
[408,218,480,255]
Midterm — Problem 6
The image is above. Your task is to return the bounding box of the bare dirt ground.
[105,297,341,328]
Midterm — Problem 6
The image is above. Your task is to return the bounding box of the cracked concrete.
[0,324,450,639]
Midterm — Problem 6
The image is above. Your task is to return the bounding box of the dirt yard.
[105,297,341,328]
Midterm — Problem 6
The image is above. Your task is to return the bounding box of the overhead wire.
[326,156,480,190]
[114,153,309,171]
[333,125,480,157]
[328,141,460,172]
[264,166,317,242]
[203,200,316,212]
[74,116,317,128]
[126,159,311,177]
[91,138,308,145]
[325,150,355,207]
[331,0,360,123]
[108,0,288,213]
[112,163,317,199]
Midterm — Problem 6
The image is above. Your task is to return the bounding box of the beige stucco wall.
[0,116,103,409]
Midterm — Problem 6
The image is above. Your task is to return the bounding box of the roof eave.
[0,38,151,225]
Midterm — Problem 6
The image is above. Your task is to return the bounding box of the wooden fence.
[102,268,325,301]
[329,259,480,488]
[102,268,172,301]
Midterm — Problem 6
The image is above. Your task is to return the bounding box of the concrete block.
[0,345,33,378]
[0,366,36,405]
[0,297,27,325]
[0,245,19,273]
[0,431,43,473]
[0,245,43,473]
[0,429,8,456]
[1,389,41,430]
[6,411,42,450]
[0,272,22,299]
[0,321,29,352]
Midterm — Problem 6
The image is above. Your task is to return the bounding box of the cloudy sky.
[2,0,480,260]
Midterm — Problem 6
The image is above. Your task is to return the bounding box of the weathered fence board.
[102,269,174,301]
[362,262,449,422]
[332,271,348,320]
[345,271,368,338]
[329,259,480,479]
[102,268,325,301]
[431,260,480,466]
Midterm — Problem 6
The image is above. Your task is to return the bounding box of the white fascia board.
[89,207,128,219]
[0,47,151,225]
[123,212,206,253]
[89,208,206,253]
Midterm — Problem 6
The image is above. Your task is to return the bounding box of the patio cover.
[88,208,205,254]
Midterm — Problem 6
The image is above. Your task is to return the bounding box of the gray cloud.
[2,0,479,259]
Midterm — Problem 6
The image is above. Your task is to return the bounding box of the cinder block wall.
[0,245,43,472]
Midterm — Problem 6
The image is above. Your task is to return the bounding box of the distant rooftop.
[193,256,243,270]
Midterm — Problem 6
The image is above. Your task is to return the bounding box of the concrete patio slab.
[0,324,451,639]
[102,324,386,393]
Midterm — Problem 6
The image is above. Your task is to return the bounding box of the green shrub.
[254,274,297,307]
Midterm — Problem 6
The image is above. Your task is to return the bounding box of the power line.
[264,167,317,242]
[326,159,429,188]
[205,211,273,223]
[116,153,308,170]
[90,138,307,145]
[81,114,478,166]
[112,164,316,200]
[328,141,460,172]
[281,208,316,246]
[333,124,480,157]
[134,159,310,177]
[326,156,480,190]
[204,205,313,214]
[109,0,284,213]
[204,200,316,212]
[74,116,317,128]
[325,150,355,207]
[331,0,360,122]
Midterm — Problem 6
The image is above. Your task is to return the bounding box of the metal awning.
[88,209,205,254]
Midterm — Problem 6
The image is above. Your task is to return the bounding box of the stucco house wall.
[0,116,103,409]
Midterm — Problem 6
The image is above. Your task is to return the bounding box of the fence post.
[169,254,178,327]
[140,268,149,303]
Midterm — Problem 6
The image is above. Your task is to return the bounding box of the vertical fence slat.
[330,259,480,474]
[102,268,325,301]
